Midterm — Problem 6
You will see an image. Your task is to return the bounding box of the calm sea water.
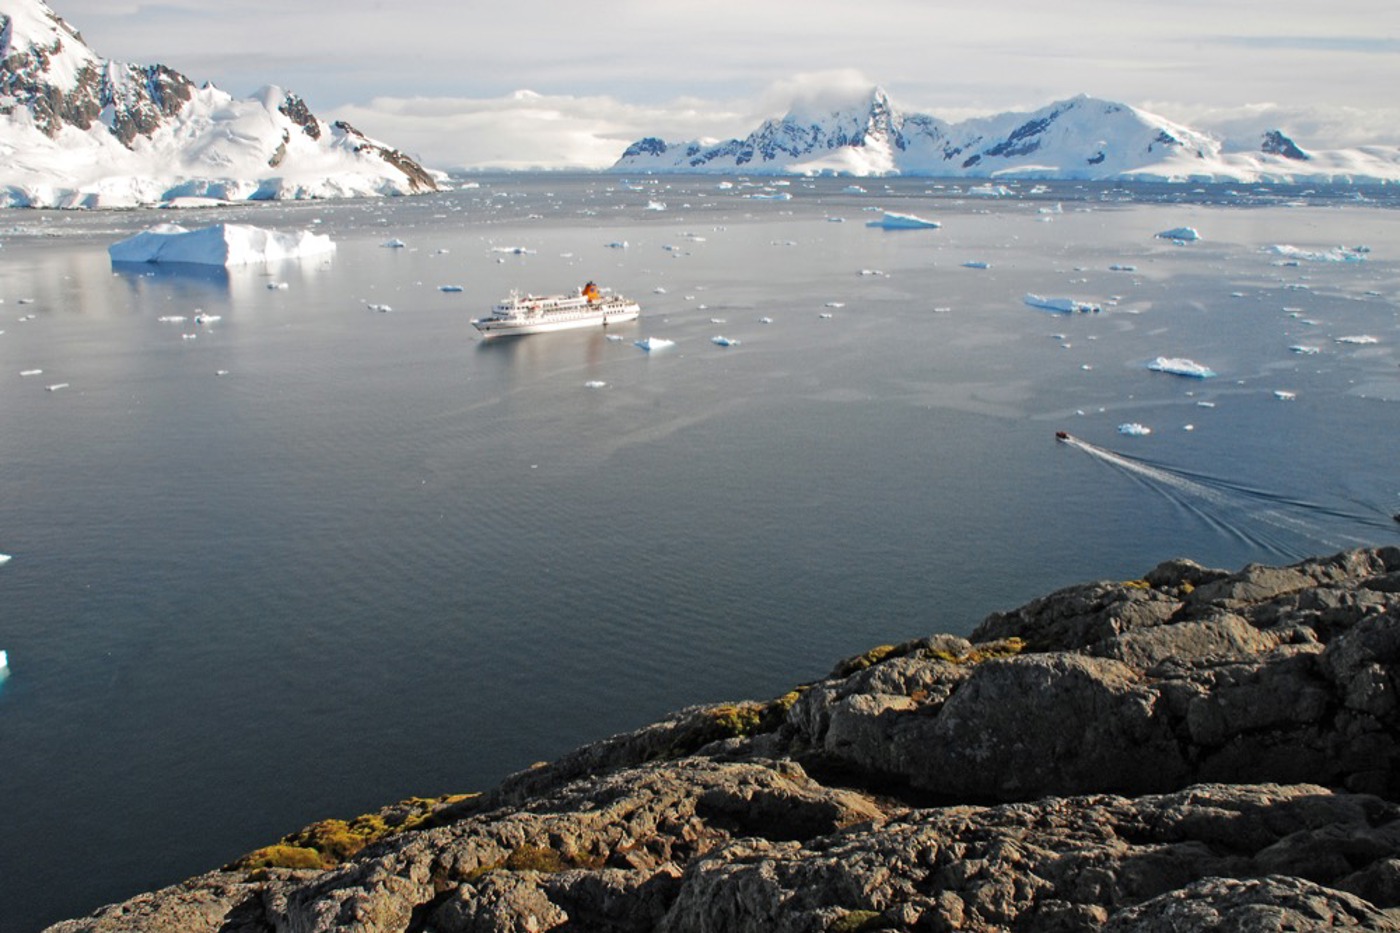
[1,176,1398,930]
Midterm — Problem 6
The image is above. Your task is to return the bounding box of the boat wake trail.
[1058,433,1395,560]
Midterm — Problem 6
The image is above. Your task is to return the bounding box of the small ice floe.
[858,269,885,277]
[1336,335,1379,345]
[759,316,773,324]
[968,184,1012,197]
[1118,423,1152,436]
[711,335,739,347]
[1024,294,1101,314]
[439,285,464,293]
[216,370,230,376]
[635,337,675,352]
[933,306,952,313]
[382,239,407,248]
[1,648,8,671]
[825,302,845,309]
[962,261,990,269]
[1268,244,1367,263]
[181,333,197,340]
[866,211,940,230]
[0,554,10,566]
[1289,345,1321,355]
[584,380,607,389]
[1197,401,1216,408]
[827,216,846,223]
[605,241,629,249]
[646,200,667,211]
[1155,227,1200,242]
[654,287,668,294]
[267,282,289,290]
[842,185,867,194]
[367,303,392,313]
[1109,264,1137,272]
[819,312,834,319]
[157,315,187,323]
[1148,357,1216,378]
[492,246,536,256]
[46,382,69,391]
[1274,390,1297,401]
[20,369,42,376]
[194,312,221,324]
[605,334,624,342]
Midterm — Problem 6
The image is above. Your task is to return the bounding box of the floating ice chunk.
[962,261,990,269]
[634,337,674,352]
[1289,345,1321,355]
[1148,357,1216,378]
[1197,401,1216,408]
[824,302,845,309]
[605,334,624,342]
[439,285,464,293]
[1118,423,1152,436]
[842,185,867,194]
[0,648,7,670]
[46,382,69,391]
[1268,244,1367,263]
[605,241,629,249]
[194,312,221,324]
[491,246,536,255]
[711,336,739,347]
[109,223,335,267]
[267,281,289,290]
[367,303,393,313]
[0,555,10,566]
[759,316,773,324]
[584,380,607,389]
[1274,390,1297,401]
[654,287,668,294]
[858,269,885,277]
[866,211,940,230]
[157,315,187,323]
[819,312,834,319]
[181,333,197,340]
[1155,227,1200,242]
[827,216,846,223]
[20,369,42,376]
[216,370,230,376]
[968,184,1012,197]
[1024,294,1101,314]
[747,192,792,201]
[646,201,667,211]
[1109,264,1137,272]
[382,239,407,249]
[1336,335,1379,345]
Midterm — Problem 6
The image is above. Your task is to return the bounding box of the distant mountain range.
[614,88,1400,184]
[0,0,437,208]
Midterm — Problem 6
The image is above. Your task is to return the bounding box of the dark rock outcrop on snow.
[45,547,1400,932]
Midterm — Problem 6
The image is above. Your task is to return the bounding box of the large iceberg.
[866,211,940,230]
[1148,357,1217,378]
[1024,294,1101,314]
[109,224,336,267]
[1156,227,1201,242]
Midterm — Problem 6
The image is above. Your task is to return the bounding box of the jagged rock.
[43,548,1400,932]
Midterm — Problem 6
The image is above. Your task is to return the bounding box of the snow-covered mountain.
[0,0,438,208]
[614,88,1400,184]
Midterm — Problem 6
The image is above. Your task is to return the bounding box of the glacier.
[1,0,439,208]
[613,88,1400,184]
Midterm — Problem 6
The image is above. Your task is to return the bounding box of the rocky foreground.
[49,548,1400,932]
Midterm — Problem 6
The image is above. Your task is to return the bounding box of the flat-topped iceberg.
[634,337,675,352]
[1024,294,1101,314]
[109,224,335,267]
[866,211,940,230]
[1148,357,1216,378]
[1268,244,1367,263]
[1156,227,1201,242]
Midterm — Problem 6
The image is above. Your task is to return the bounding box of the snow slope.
[0,0,439,208]
[614,88,1400,184]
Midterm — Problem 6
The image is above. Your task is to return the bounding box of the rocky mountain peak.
[1262,128,1310,160]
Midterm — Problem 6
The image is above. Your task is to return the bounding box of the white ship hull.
[472,285,640,338]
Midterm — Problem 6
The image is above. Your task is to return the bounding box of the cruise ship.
[472,281,640,337]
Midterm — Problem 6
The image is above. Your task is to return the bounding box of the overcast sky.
[52,0,1400,170]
